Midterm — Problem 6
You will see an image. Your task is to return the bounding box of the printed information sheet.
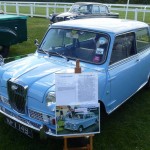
[55,73,98,105]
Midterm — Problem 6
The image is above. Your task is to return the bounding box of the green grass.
[94,89,150,149]
[9,17,50,57]
[0,11,150,150]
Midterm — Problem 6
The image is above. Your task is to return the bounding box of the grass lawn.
[0,12,150,150]
[9,17,50,57]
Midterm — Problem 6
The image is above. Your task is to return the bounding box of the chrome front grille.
[28,109,44,122]
[7,80,28,114]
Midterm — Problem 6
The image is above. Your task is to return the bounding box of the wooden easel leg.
[64,137,68,150]
[63,135,94,150]
[90,136,93,150]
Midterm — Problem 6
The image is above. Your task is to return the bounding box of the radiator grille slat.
[28,109,44,122]
[7,80,28,114]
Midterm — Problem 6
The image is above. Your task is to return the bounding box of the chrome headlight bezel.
[46,91,56,111]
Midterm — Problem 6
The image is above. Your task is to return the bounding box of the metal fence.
[0,1,150,21]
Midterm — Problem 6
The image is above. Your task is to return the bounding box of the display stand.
[63,60,94,150]
[63,134,94,150]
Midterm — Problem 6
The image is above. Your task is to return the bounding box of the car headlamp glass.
[46,92,56,111]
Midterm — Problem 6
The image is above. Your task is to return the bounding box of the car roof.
[0,14,27,20]
[74,2,103,5]
[52,18,149,35]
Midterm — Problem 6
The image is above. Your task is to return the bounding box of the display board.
[55,73,100,136]
[55,73,98,105]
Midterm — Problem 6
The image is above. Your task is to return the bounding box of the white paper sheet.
[55,73,98,105]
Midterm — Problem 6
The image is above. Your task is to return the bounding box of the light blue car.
[0,18,150,137]
[64,112,98,132]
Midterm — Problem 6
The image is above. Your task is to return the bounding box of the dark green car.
[0,14,27,57]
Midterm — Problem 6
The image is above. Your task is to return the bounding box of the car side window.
[136,28,150,52]
[110,33,136,64]
[100,5,108,13]
[92,5,100,14]
[79,5,89,14]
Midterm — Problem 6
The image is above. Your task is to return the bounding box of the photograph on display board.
[56,104,100,136]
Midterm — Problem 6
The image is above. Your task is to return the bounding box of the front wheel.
[0,45,10,58]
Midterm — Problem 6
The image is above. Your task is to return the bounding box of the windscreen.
[40,28,109,64]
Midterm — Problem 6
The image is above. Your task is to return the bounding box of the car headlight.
[49,14,53,20]
[46,92,56,111]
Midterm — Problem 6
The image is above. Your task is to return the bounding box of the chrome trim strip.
[109,54,139,70]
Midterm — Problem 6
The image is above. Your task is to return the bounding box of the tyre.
[0,45,10,58]
[78,126,83,133]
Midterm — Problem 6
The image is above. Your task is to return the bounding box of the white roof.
[52,18,149,34]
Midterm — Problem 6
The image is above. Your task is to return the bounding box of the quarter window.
[110,33,136,64]
[136,28,150,52]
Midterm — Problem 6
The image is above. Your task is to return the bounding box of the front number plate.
[5,117,33,138]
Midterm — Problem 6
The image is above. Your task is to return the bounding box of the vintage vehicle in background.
[64,112,98,132]
[0,14,27,57]
[49,2,119,23]
[0,18,150,137]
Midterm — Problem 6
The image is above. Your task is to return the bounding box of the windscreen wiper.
[48,51,69,61]
[38,48,50,57]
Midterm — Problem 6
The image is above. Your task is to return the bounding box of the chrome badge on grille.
[11,85,18,91]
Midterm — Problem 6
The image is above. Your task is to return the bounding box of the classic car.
[49,2,119,23]
[0,14,27,57]
[64,112,98,132]
[0,18,150,137]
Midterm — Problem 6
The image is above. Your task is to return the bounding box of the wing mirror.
[34,39,39,47]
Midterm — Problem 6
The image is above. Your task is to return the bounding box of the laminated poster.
[55,73,100,136]
[56,104,100,136]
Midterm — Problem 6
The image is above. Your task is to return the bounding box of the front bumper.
[0,104,56,136]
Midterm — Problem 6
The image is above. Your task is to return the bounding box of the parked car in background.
[50,2,119,23]
[0,18,150,137]
[0,14,27,57]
